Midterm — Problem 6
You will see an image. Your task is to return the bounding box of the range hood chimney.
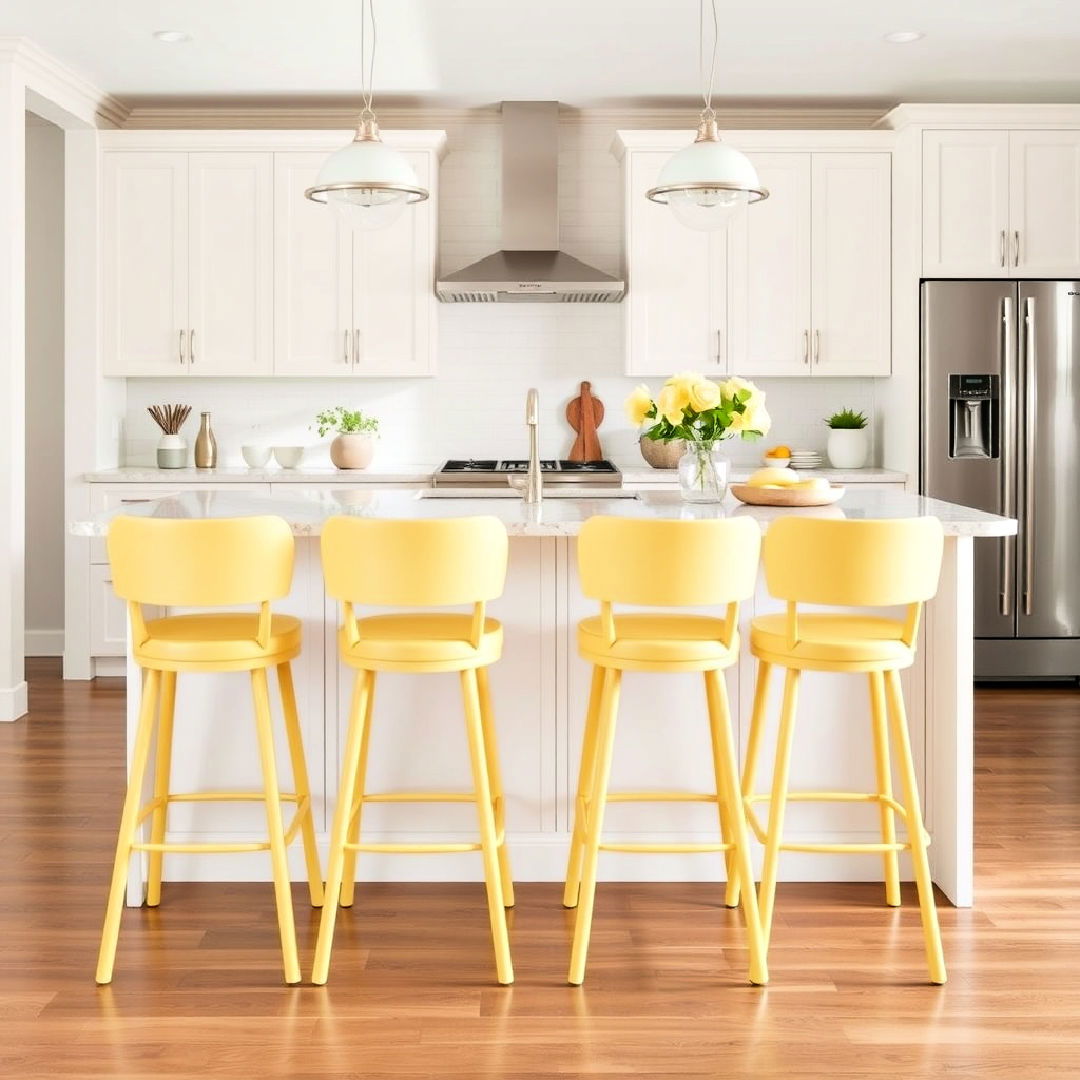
[436,102,625,303]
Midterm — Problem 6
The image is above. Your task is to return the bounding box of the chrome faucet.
[523,388,543,504]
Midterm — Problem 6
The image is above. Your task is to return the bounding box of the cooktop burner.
[435,459,622,485]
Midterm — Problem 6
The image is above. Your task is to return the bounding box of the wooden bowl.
[730,483,845,507]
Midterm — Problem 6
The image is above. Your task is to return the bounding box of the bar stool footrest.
[345,841,484,854]
[598,842,734,854]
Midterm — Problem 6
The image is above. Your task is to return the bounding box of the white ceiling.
[5,0,1080,107]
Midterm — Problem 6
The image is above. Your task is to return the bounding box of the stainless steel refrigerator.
[921,280,1080,679]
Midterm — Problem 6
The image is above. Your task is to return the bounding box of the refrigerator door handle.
[1022,296,1036,616]
[1000,296,1014,617]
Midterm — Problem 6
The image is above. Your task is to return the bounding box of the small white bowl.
[273,446,304,469]
[763,454,791,468]
[241,445,271,468]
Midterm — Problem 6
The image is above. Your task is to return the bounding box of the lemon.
[747,466,800,488]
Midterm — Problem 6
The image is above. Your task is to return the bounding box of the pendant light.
[305,0,428,230]
[646,0,768,230]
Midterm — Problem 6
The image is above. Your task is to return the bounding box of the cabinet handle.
[1000,229,1006,268]
[802,329,809,365]
[353,328,361,368]
[343,329,350,364]
[714,328,722,367]
[813,329,821,364]
[179,329,185,365]
[1013,230,1020,268]
[190,329,196,365]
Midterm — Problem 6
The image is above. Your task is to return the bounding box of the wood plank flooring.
[2,660,1079,1078]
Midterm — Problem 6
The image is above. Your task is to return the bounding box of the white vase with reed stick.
[149,404,192,469]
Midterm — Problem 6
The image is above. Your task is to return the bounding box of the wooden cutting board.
[566,381,605,462]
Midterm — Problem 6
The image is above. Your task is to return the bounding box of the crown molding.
[879,102,1080,130]
[0,37,128,127]
[98,127,448,156]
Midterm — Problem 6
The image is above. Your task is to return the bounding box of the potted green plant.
[824,407,869,469]
[626,373,770,502]
[314,406,380,470]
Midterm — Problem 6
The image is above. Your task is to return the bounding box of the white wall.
[122,111,880,469]
[24,113,64,654]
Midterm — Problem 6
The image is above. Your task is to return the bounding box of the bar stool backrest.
[578,516,761,607]
[321,516,509,607]
[107,515,295,607]
[763,517,944,609]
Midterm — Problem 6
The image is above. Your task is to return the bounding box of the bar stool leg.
[251,667,301,985]
[339,672,375,909]
[146,669,176,908]
[277,662,324,909]
[564,665,604,909]
[727,660,772,909]
[869,671,901,908]
[312,670,372,985]
[96,668,160,985]
[884,669,947,985]
[477,667,515,909]
[568,667,621,986]
[705,670,769,986]
[461,669,514,985]
[758,667,800,948]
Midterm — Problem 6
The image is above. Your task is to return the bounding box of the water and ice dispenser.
[948,374,999,459]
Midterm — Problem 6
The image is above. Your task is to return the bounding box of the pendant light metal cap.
[304,115,429,204]
[646,123,769,205]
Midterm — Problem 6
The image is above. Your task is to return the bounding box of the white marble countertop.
[84,463,907,485]
[70,486,1014,538]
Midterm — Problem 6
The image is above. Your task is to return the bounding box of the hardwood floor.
[2,660,1079,1078]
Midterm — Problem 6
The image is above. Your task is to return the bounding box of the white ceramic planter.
[330,433,376,470]
[826,428,870,469]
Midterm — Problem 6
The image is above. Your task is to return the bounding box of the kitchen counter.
[74,485,1006,911]
[71,486,1010,538]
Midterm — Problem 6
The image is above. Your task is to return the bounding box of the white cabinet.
[923,129,1080,277]
[273,149,438,378]
[102,152,189,377]
[103,152,273,377]
[617,135,892,381]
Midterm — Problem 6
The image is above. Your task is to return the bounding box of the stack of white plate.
[789,449,824,469]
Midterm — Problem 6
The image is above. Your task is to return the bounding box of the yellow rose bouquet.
[625,373,772,501]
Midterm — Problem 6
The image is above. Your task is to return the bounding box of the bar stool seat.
[750,613,912,670]
[579,613,737,669]
[139,613,301,668]
[340,613,503,671]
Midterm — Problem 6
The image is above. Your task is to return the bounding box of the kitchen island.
[72,487,1014,908]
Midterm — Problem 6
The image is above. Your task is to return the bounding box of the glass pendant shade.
[647,121,767,231]
[305,117,428,230]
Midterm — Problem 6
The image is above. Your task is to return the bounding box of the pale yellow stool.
[564,516,768,987]
[733,516,947,985]
[313,516,514,986]
[96,516,324,986]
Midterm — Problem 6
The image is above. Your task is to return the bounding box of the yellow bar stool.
[735,516,947,984]
[96,516,324,986]
[564,516,768,987]
[313,516,514,986]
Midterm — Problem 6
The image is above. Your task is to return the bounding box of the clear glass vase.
[678,440,730,503]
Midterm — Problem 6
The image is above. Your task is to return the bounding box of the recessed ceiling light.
[884,30,925,44]
[153,30,192,44]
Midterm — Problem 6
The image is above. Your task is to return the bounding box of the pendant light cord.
[360,0,378,120]
[698,0,719,120]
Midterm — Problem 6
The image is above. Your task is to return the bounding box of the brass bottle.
[194,411,218,469]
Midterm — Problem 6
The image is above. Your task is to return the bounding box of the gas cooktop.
[434,459,622,485]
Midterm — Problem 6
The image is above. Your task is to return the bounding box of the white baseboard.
[93,656,126,677]
[25,629,64,656]
[0,682,28,722]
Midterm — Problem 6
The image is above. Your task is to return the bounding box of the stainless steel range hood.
[436,102,625,303]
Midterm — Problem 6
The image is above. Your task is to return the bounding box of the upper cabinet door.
[187,153,273,376]
[922,130,1010,277]
[102,153,189,377]
[810,153,891,377]
[272,152,354,377]
[729,152,812,377]
[1009,130,1080,277]
[624,151,716,378]
[353,150,437,378]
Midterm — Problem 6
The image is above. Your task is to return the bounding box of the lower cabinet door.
[90,566,129,656]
